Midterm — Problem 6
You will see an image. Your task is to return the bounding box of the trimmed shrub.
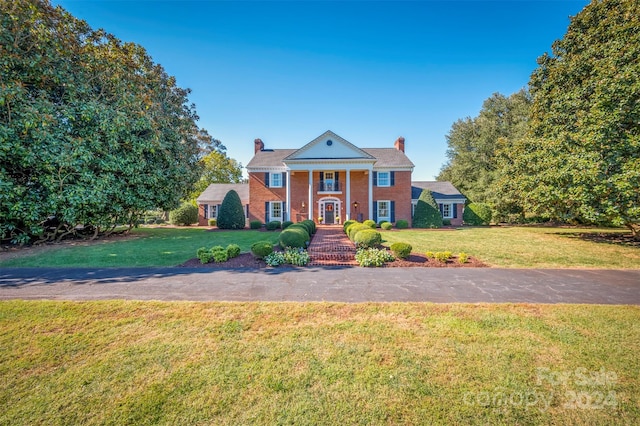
[343,220,357,233]
[210,245,228,263]
[301,219,316,234]
[208,218,217,227]
[412,189,443,228]
[282,221,294,230]
[250,220,263,230]
[296,221,314,236]
[169,203,198,226]
[390,242,412,259]
[434,251,453,263]
[363,219,376,229]
[380,221,392,230]
[347,223,370,241]
[266,221,282,231]
[251,241,274,259]
[226,244,241,259]
[353,229,382,248]
[355,248,395,267]
[196,247,213,264]
[442,218,451,226]
[458,252,469,264]
[425,251,434,259]
[279,227,309,249]
[395,219,409,229]
[217,190,246,229]
[463,203,493,226]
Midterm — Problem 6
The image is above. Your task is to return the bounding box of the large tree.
[503,0,639,236]
[438,90,531,212]
[0,0,203,243]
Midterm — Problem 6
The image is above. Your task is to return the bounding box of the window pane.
[377,172,389,186]
[378,201,389,218]
[271,202,282,218]
[271,173,282,187]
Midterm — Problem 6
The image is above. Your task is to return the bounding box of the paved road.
[1,267,639,304]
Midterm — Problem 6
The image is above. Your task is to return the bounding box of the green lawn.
[1,301,638,425]
[0,227,279,267]
[381,226,640,269]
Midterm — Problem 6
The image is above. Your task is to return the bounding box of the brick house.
[197,130,466,226]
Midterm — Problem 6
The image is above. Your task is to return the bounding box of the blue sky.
[53,0,589,180]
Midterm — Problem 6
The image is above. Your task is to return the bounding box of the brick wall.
[248,172,286,223]
[372,171,412,225]
[290,171,310,222]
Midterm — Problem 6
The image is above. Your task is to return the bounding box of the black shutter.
[439,204,444,217]
[216,204,221,218]
[335,172,340,190]
[390,201,395,223]
[265,202,269,223]
[373,201,378,223]
[390,171,395,186]
[203,204,208,220]
[319,172,324,191]
[282,202,286,221]
[245,204,249,218]
[265,173,270,188]
[373,171,378,186]
[282,172,286,187]
[452,203,457,219]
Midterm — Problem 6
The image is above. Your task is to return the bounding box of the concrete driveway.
[1,267,639,304]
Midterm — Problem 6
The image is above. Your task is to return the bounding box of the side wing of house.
[196,183,250,226]
[411,181,467,226]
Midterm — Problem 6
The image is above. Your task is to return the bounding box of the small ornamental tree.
[216,190,246,229]
[169,203,198,226]
[412,190,443,228]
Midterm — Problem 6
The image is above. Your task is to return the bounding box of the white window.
[440,203,453,219]
[411,200,417,218]
[324,171,335,191]
[209,204,218,219]
[377,172,390,187]
[377,200,390,222]
[270,173,283,188]
[270,201,283,222]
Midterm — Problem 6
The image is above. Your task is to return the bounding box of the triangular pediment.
[283,131,375,161]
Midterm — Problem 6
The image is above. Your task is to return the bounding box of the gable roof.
[246,131,414,170]
[411,181,466,201]
[196,183,249,203]
[283,130,375,161]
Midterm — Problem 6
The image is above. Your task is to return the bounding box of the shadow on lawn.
[0,265,351,287]
[556,231,639,248]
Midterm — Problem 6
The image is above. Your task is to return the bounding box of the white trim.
[368,171,373,220]
[345,170,351,221]
[269,201,283,222]
[269,173,283,188]
[376,171,391,187]
[285,171,291,221]
[377,200,391,223]
[317,197,341,225]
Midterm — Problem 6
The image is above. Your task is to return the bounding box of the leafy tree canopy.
[503,0,639,236]
[188,151,243,201]
[438,90,531,213]
[0,0,204,244]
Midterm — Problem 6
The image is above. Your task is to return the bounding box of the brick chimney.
[254,138,264,153]
[394,136,405,152]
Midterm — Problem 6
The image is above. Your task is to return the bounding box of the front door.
[324,202,335,224]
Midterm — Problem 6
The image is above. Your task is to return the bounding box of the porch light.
[353,201,359,209]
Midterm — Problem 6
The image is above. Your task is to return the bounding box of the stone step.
[310,252,355,261]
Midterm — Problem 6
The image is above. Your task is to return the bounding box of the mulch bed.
[179,251,486,268]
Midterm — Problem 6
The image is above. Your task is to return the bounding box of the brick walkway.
[308,225,358,266]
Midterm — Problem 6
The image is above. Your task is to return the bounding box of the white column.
[345,169,351,221]
[285,170,291,222]
[368,168,374,220]
[308,169,313,221]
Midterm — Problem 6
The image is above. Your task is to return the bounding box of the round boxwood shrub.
[208,218,217,227]
[250,220,262,229]
[353,229,382,248]
[347,223,370,241]
[463,203,493,226]
[343,220,357,233]
[251,241,274,259]
[226,244,241,259]
[169,202,198,226]
[217,190,246,229]
[413,189,443,228]
[395,219,409,229]
[279,227,309,249]
[380,221,392,230]
[210,245,228,263]
[390,242,412,259]
[301,219,316,234]
[363,219,376,229]
[266,220,282,231]
[296,221,313,236]
[282,221,294,230]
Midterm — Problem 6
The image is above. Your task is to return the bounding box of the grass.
[0,228,280,268]
[0,300,638,425]
[381,226,640,268]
